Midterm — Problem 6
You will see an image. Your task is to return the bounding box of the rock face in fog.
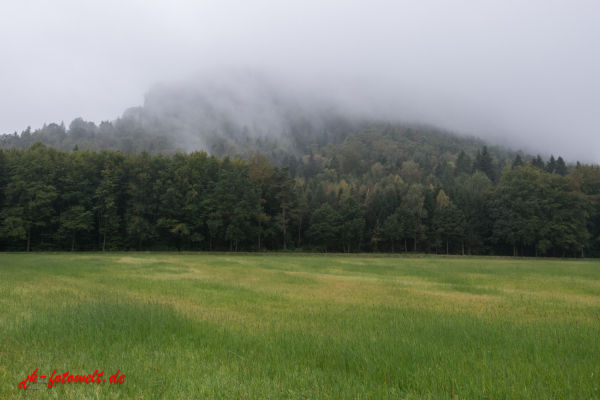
[131,71,364,155]
[3,71,497,162]
[122,106,143,121]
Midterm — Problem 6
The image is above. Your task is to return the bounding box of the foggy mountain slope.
[1,71,545,170]
[125,71,497,161]
[135,72,366,156]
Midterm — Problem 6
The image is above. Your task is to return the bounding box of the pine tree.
[555,156,567,176]
[404,184,428,252]
[546,155,557,174]
[94,164,121,252]
[531,155,544,169]
[512,154,524,168]
[0,144,58,251]
[474,146,496,182]
[306,204,339,252]
[455,150,472,176]
[59,206,93,251]
[339,197,365,253]
[270,167,297,250]
[433,190,466,255]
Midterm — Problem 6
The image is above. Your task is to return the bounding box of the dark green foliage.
[473,146,496,182]
[556,156,567,176]
[382,204,413,253]
[512,154,524,168]
[546,155,557,174]
[59,206,93,251]
[0,124,597,257]
[455,150,472,176]
[531,155,545,169]
[432,192,466,255]
[338,197,365,253]
[305,204,339,252]
[270,167,296,250]
[0,144,58,251]
[489,166,590,257]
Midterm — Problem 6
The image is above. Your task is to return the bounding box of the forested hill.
[1,76,599,256]
[0,139,599,256]
[2,74,527,169]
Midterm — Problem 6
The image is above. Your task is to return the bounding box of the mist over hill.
[2,71,531,168]
[2,72,600,256]
[134,71,353,155]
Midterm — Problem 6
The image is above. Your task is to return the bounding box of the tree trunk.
[235,241,238,252]
[282,208,286,250]
[27,228,31,252]
[404,239,407,253]
[298,219,302,249]
[513,243,516,257]
[103,231,106,252]
[414,237,417,252]
[98,213,102,249]
[582,248,584,258]
[72,232,75,252]
[462,241,464,256]
[230,240,233,252]
[446,237,449,255]
[391,241,394,253]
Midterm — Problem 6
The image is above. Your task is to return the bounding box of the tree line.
[1,140,599,256]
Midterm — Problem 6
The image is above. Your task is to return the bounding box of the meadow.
[0,253,599,399]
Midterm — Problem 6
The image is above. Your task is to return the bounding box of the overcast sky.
[1,0,599,162]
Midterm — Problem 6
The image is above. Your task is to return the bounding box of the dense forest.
[1,118,599,256]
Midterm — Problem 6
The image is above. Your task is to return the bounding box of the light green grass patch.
[1,253,599,399]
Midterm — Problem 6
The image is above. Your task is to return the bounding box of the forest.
[1,116,599,257]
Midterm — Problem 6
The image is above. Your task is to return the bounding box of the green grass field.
[1,254,599,399]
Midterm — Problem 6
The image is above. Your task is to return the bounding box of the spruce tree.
[512,154,524,168]
[455,150,472,175]
[555,156,567,176]
[546,155,557,174]
[474,146,496,182]
[531,155,544,169]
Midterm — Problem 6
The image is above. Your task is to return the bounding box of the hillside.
[1,75,598,257]
[1,74,538,173]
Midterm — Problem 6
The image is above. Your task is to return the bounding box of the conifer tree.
[546,155,557,174]
[270,167,297,249]
[512,154,524,168]
[555,156,567,176]
[455,150,472,176]
[531,155,545,169]
[474,146,496,182]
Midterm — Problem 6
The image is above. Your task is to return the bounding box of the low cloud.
[1,0,598,162]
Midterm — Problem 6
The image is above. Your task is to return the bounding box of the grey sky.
[1,0,599,162]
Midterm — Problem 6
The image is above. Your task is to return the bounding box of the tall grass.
[1,254,599,399]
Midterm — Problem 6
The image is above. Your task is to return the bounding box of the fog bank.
[1,0,599,162]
